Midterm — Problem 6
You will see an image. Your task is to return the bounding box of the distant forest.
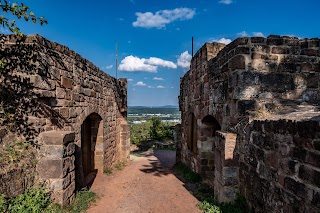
[128,106,180,115]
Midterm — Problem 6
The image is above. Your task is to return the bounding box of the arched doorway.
[201,115,221,139]
[81,113,103,179]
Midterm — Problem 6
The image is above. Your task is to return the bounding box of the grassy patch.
[46,188,97,213]
[173,162,202,183]
[0,187,97,213]
[115,162,125,171]
[103,168,112,175]
[198,195,249,213]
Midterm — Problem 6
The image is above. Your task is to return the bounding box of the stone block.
[51,181,75,206]
[61,76,73,89]
[37,159,63,179]
[41,131,75,145]
[301,48,318,56]
[306,151,320,167]
[284,177,307,198]
[229,55,245,71]
[272,47,290,54]
[56,87,66,99]
[40,145,64,159]
[299,165,320,188]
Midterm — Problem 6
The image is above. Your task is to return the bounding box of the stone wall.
[239,120,320,212]
[37,131,76,205]
[178,35,320,210]
[0,34,130,204]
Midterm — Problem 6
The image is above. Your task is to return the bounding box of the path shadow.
[139,150,175,177]
[138,150,214,202]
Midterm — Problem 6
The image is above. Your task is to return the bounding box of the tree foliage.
[130,117,174,145]
[0,0,47,35]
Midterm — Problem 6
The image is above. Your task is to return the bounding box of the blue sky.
[5,0,320,106]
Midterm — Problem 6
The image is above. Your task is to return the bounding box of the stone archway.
[81,113,104,179]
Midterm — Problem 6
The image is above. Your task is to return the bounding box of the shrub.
[198,195,249,213]
[115,162,125,171]
[104,168,112,175]
[8,188,51,213]
[0,194,7,213]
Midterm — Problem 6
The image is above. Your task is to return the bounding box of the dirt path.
[87,150,201,213]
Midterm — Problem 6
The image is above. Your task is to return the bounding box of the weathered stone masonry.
[0,34,130,205]
[178,35,320,212]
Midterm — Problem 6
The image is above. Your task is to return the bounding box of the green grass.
[103,168,112,175]
[46,188,97,213]
[0,187,97,213]
[115,162,125,171]
[198,195,249,213]
[173,162,202,183]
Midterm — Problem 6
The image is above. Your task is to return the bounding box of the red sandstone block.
[61,77,73,89]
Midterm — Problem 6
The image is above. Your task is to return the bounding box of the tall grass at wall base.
[198,195,249,213]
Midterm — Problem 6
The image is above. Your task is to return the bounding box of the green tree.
[149,117,162,140]
[0,0,47,35]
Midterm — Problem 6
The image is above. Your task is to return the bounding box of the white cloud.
[177,51,192,68]
[135,81,146,86]
[153,77,164,81]
[119,55,176,72]
[253,32,265,37]
[212,38,232,45]
[237,31,249,37]
[219,0,233,4]
[102,65,113,70]
[132,8,196,29]
[145,57,177,69]
[118,56,157,72]
[157,85,165,89]
[147,86,154,88]
[127,78,133,82]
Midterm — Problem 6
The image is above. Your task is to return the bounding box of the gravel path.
[87,150,201,213]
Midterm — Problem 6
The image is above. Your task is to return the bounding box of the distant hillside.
[129,105,178,109]
[128,106,180,115]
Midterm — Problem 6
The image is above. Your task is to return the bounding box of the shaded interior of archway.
[81,113,103,186]
[201,115,221,138]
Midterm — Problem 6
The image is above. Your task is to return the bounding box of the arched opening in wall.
[201,115,221,139]
[187,113,198,154]
[81,113,103,184]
